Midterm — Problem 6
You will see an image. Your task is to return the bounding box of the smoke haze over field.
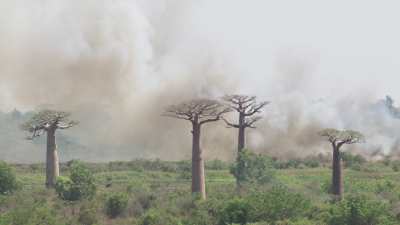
[1,0,400,162]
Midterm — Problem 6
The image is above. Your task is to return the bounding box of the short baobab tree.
[164,99,231,199]
[222,95,269,152]
[21,110,78,188]
[319,128,365,200]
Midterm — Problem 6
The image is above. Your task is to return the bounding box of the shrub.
[246,185,312,223]
[230,149,275,186]
[105,192,129,218]
[391,160,400,172]
[303,159,320,168]
[0,161,18,195]
[177,160,192,180]
[55,161,96,201]
[341,152,366,168]
[78,202,98,225]
[206,159,229,170]
[0,200,59,225]
[218,198,252,225]
[55,176,74,200]
[275,218,318,225]
[327,194,396,225]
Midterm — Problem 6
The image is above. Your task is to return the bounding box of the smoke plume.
[1,0,400,162]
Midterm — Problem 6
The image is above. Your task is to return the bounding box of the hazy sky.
[1,0,400,161]
[1,0,400,109]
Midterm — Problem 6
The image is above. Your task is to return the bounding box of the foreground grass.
[2,160,400,224]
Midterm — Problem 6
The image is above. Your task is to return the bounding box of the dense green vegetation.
[1,155,400,225]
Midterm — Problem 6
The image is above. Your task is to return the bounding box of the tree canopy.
[222,95,269,128]
[319,129,365,146]
[164,98,231,125]
[21,109,78,139]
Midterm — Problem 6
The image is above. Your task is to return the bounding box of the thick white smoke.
[1,0,400,162]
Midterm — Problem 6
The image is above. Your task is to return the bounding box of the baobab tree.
[164,98,231,199]
[21,110,78,188]
[319,128,365,200]
[222,95,269,152]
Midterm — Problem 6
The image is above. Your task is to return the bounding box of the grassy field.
[1,159,400,225]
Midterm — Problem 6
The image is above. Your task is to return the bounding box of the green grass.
[2,161,400,224]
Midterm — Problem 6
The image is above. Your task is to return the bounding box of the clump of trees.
[319,129,365,200]
[164,95,269,197]
[164,99,231,199]
[21,109,78,188]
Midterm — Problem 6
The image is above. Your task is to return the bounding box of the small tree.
[164,98,231,199]
[21,109,78,188]
[319,129,365,200]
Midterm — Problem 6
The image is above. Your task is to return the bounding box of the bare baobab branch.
[222,94,269,151]
[244,116,262,128]
[222,117,240,128]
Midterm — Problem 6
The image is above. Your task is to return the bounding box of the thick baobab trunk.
[332,146,343,200]
[191,123,206,199]
[238,113,245,152]
[46,128,59,188]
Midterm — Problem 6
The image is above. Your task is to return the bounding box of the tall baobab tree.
[21,110,78,188]
[319,129,365,200]
[164,99,231,199]
[222,95,269,152]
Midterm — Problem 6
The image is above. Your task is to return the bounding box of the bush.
[206,159,229,170]
[327,194,396,225]
[0,200,59,225]
[275,218,318,225]
[218,198,252,225]
[230,149,275,186]
[341,152,366,168]
[55,161,96,201]
[303,159,320,168]
[0,161,18,195]
[105,192,129,218]
[246,185,312,223]
[55,176,74,200]
[78,202,98,225]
